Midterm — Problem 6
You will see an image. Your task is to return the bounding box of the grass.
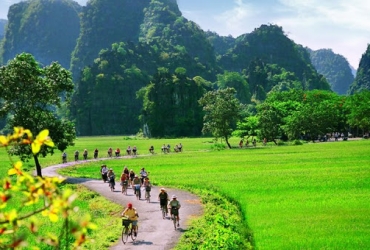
[2,137,370,249]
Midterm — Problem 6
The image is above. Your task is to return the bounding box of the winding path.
[42,157,203,250]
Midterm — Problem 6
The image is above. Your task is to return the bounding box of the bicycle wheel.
[121,227,129,244]
[161,206,166,219]
[131,225,137,241]
[145,191,150,203]
[172,214,177,230]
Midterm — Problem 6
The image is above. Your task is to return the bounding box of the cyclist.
[143,177,152,200]
[74,150,79,161]
[132,175,141,199]
[83,149,88,160]
[140,168,148,185]
[107,168,115,190]
[62,151,67,163]
[122,203,139,237]
[132,146,137,156]
[178,143,183,152]
[123,166,129,177]
[126,146,131,155]
[158,188,169,216]
[120,171,128,194]
[115,148,121,157]
[129,169,135,186]
[149,145,154,154]
[108,147,113,157]
[101,164,108,182]
[94,148,99,159]
[169,195,181,227]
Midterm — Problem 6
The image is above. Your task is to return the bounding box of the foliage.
[216,71,251,104]
[175,190,252,250]
[1,0,81,69]
[0,127,95,249]
[0,53,76,176]
[233,115,259,139]
[219,24,331,99]
[199,88,243,148]
[70,0,150,80]
[348,44,370,94]
[257,89,346,141]
[138,67,209,137]
[308,48,354,95]
[344,90,370,133]
[71,42,153,136]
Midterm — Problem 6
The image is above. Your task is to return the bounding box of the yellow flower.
[8,161,23,176]
[31,129,54,154]
[0,135,10,147]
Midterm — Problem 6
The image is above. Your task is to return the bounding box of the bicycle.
[170,207,179,230]
[160,204,167,219]
[145,187,151,203]
[134,184,141,200]
[121,181,128,195]
[121,218,137,244]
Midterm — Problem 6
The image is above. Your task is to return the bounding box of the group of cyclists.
[160,143,183,153]
[62,143,184,163]
[100,165,181,237]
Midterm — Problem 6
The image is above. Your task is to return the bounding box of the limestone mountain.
[348,44,370,94]
[0,19,6,41]
[70,0,151,80]
[0,0,81,69]
[308,48,354,95]
[218,24,330,99]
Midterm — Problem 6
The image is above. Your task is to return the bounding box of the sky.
[1,0,369,69]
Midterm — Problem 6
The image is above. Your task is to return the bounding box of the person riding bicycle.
[115,148,121,157]
[123,166,129,176]
[149,145,154,154]
[143,177,152,199]
[94,148,99,159]
[101,164,108,182]
[74,150,79,161]
[62,151,67,163]
[139,168,148,185]
[129,169,135,186]
[122,203,139,237]
[108,147,113,157]
[132,146,137,155]
[158,188,169,215]
[132,175,141,198]
[169,195,181,226]
[126,146,131,155]
[83,149,88,160]
[178,143,183,152]
[120,171,128,193]
[107,168,115,190]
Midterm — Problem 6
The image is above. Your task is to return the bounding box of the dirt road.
[42,158,203,250]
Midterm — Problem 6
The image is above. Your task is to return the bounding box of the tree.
[138,67,208,137]
[216,71,251,104]
[344,90,370,135]
[199,87,242,148]
[0,53,75,177]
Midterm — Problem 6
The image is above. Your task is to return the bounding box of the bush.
[292,140,303,145]
[211,143,226,151]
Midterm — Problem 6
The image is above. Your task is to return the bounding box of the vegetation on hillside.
[0,0,81,69]
[308,48,354,95]
[349,44,370,94]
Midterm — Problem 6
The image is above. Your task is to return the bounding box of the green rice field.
[53,137,370,249]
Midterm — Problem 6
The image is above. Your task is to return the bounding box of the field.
[55,137,370,249]
[2,137,370,249]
